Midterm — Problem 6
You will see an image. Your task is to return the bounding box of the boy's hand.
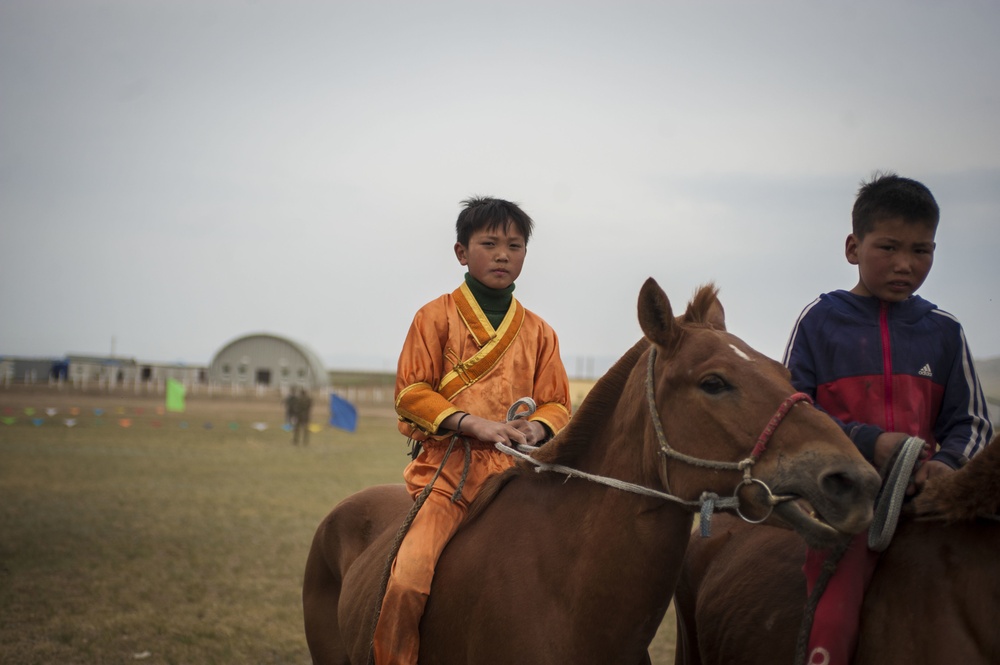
[449,413,530,447]
[874,433,935,495]
[508,418,549,446]
[872,432,910,470]
[912,459,953,494]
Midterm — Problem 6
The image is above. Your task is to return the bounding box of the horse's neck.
[546,483,695,652]
[549,358,659,486]
[500,343,693,635]
[487,423,694,586]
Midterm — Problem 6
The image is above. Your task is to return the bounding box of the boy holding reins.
[783,172,993,665]
[373,196,571,664]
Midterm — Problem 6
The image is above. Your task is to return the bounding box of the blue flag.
[329,394,358,432]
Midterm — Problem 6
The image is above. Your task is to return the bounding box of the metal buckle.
[734,477,776,524]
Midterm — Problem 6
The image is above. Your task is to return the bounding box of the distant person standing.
[293,387,313,445]
[284,389,298,427]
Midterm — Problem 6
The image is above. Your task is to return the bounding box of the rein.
[867,436,925,551]
[499,347,813,536]
[793,435,926,665]
[368,398,538,664]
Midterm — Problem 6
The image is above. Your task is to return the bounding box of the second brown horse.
[674,433,1000,665]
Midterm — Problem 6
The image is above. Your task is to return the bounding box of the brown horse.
[674,433,1000,665]
[303,278,882,665]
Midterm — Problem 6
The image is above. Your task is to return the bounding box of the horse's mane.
[914,434,1000,522]
[464,283,721,525]
[464,338,650,524]
[532,337,650,468]
[683,283,721,326]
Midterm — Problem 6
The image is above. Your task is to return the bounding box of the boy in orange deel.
[372,196,572,664]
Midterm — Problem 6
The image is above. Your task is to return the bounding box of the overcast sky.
[2,0,998,377]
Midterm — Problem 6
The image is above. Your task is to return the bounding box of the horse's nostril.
[821,470,856,498]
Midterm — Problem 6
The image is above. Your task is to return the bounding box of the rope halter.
[498,345,813,537]
[646,346,813,528]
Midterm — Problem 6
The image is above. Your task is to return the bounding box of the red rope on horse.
[750,392,813,459]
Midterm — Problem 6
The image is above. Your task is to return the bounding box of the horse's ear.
[638,277,677,348]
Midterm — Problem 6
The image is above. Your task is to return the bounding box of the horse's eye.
[699,375,729,395]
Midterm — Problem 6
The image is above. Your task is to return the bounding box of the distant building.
[134,360,205,387]
[64,356,204,389]
[66,354,139,387]
[0,356,62,384]
[0,354,207,390]
[207,333,328,392]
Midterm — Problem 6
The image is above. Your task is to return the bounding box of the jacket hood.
[823,290,938,325]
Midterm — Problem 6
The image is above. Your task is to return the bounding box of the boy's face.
[846,216,936,302]
[454,223,526,290]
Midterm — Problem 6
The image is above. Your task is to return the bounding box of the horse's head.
[637,277,881,549]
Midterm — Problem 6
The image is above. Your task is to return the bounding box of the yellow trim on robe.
[395,382,462,434]
[452,281,495,347]
[394,284,571,442]
[436,285,525,401]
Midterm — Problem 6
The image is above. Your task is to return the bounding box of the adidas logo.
[918,364,933,378]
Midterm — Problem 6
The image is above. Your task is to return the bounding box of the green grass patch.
[0,388,675,663]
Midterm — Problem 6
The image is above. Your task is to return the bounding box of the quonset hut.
[207,333,328,392]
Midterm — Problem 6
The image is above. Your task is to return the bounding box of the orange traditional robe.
[395,280,571,444]
[373,281,571,665]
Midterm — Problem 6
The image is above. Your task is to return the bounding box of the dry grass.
[0,385,676,664]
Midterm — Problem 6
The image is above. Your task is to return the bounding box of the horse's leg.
[673,521,723,665]
[303,485,413,665]
[303,511,353,665]
[674,514,806,665]
[672,576,701,665]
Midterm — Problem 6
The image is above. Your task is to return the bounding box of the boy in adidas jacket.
[783,172,993,665]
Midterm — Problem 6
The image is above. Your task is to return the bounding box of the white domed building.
[207,333,328,392]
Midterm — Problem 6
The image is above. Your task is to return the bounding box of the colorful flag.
[329,394,358,432]
[166,378,186,413]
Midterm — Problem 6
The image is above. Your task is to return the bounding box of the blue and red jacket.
[783,290,993,469]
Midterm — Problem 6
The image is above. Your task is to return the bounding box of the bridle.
[497,345,813,536]
[645,346,813,524]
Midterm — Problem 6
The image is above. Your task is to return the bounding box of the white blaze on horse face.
[729,344,753,362]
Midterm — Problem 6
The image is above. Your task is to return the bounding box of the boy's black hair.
[852,171,940,238]
[456,196,534,247]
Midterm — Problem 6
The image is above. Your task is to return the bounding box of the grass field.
[0,385,676,664]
